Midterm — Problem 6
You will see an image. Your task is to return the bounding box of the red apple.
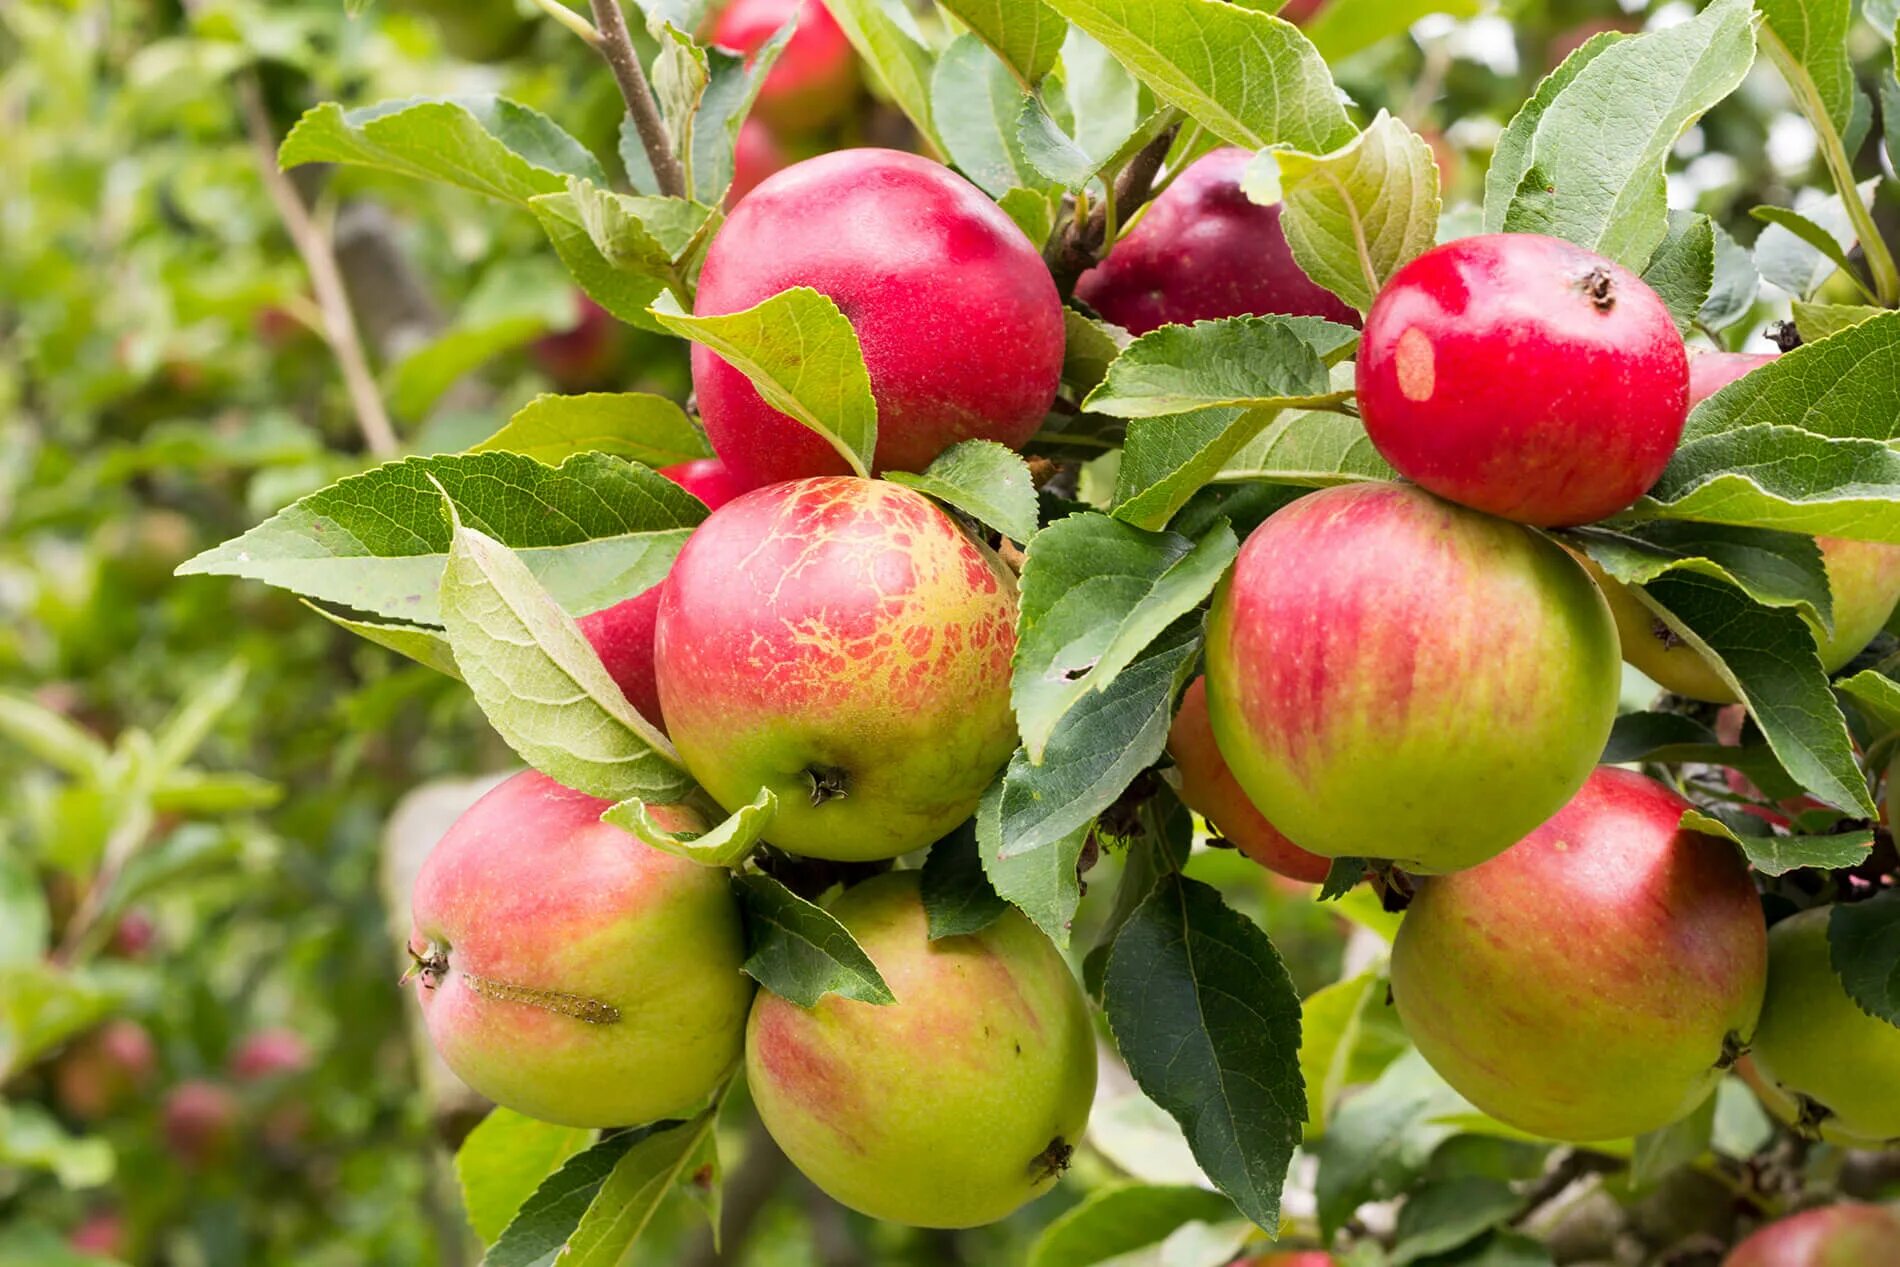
[692,148,1064,487]
[54,1019,157,1121]
[1357,233,1689,526]
[161,1080,239,1168]
[1205,482,1619,873]
[1277,0,1326,22]
[408,769,753,1128]
[106,908,158,958]
[745,872,1095,1228]
[1075,147,1360,335]
[1237,1255,1338,1267]
[576,457,754,728]
[229,1029,311,1082]
[728,116,790,207]
[532,294,621,391]
[69,1210,127,1258]
[655,478,1018,861]
[1725,1204,1900,1267]
[1168,677,1331,883]
[1688,349,1777,406]
[1392,767,1767,1142]
[711,0,858,134]
[1746,905,1900,1147]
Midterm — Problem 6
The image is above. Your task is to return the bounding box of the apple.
[655,477,1018,861]
[1688,349,1777,406]
[710,0,859,135]
[728,116,789,207]
[1205,482,1620,873]
[692,148,1064,487]
[54,1019,157,1122]
[106,909,158,959]
[1391,767,1767,1142]
[68,1210,127,1258]
[1277,0,1327,22]
[1725,1204,1900,1267]
[161,1080,239,1168]
[1074,146,1360,335]
[1357,233,1689,526]
[577,457,755,728]
[1168,677,1331,883]
[1236,1255,1338,1267]
[532,294,622,391]
[745,872,1095,1228]
[229,1029,311,1082]
[407,769,753,1128]
[1746,905,1900,1148]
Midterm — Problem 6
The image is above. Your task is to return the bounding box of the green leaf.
[648,288,877,478]
[1497,0,1757,268]
[1758,0,1856,139]
[0,848,49,970]
[279,97,605,205]
[1082,794,1194,997]
[998,185,1059,245]
[1642,212,1716,333]
[484,1128,643,1267]
[649,22,712,185]
[1242,112,1441,314]
[438,515,693,804]
[1681,809,1874,877]
[148,769,284,816]
[179,453,707,626]
[978,787,1091,946]
[1389,1178,1526,1266]
[823,0,944,153]
[1027,1183,1239,1267]
[1572,523,1832,629]
[1838,668,1900,740]
[559,1115,719,1267]
[1753,181,1878,299]
[1750,205,1875,303]
[1313,1050,1470,1238]
[1062,308,1133,394]
[0,1102,114,1189]
[1302,0,1483,63]
[0,691,108,780]
[1635,572,1875,816]
[673,24,793,204]
[601,788,777,869]
[1102,873,1306,1233]
[884,440,1039,543]
[1792,301,1887,343]
[564,179,712,274]
[530,193,674,331]
[731,873,895,1007]
[1040,0,1355,152]
[1701,219,1761,330]
[1212,383,1394,490]
[1484,30,1626,233]
[1298,971,1382,1138]
[455,1108,593,1246]
[1013,513,1236,762]
[0,963,129,1081]
[932,36,1052,199]
[307,605,464,680]
[386,257,574,421]
[1085,315,1352,419]
[1828,891,1900,1024]
[940,0,1067,85]
[472,393,711,468]
[920,820,1007,940]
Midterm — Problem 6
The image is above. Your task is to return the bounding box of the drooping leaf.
[1701,219,1761,330]
[1838,668,1900,740]
[601,789,777,869]
[730,873,894,1007]
[1828,891,1900,1025]
[1102,873,1306,1233]
[822,0,944,152]
[978,786,1092,948]
[558,1114,719,1267]
[1754,180,1879,299]
[530,192,675,330]
[939,0,1067,85]
[472,393,712,468]
[483,1128,651,1267]
[307,605,463,680]
[1679,809,1873,877]
[1572,523,1832,629]
[920,820,1007,940]
[1751,205,1875,303]
[1642,212,1717,332]
[648,288,877,478]
[885,440,1039,543]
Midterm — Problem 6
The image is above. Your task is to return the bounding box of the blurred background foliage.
[0,0,1893,1263]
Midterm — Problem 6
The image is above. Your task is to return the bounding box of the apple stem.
[589,0,688,200]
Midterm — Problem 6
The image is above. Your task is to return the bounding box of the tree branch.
[589,0,687,198]
[1046,124,1180,299]
[235,72,400,459]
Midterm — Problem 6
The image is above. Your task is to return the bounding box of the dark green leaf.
[1642,212,1716,332]
[1390,1177,1524,1267]
[1828,891,1900,1025]
[731,873,894,1007]
[920,820,1007,941]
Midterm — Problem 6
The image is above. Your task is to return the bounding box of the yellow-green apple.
[1075,147,1359,334]
[1205,482,1619,873]
[1357,234,1688,526]
[1168,677,1331,883]
[1392,767,1767,1142]
[744,872,1095,1228]
[692,149,1064,487]
[407,770,753,1128]
[655,478,1018,861]
[710,0,858,134]
[1746,905,1900,1147]
[1724,1204,1900,1267]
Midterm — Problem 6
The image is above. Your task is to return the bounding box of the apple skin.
[1205,482,1620,873]
[1277,0,1327,22]
[1357,233,1689,526]
[655,478,1018,861]
[1168,677,1331,884]
[745,872,1095,1229]
[727,116,789,207]
[1237,1255,1338,1267]
[1725,1204,1900,1267]
[1074,147,1359,335]
[710,0,858,135]
[577,458,755,727]
[162,1080,239,1169]
[54,1019,158,1121]
[229,1029,310,1082]
[692,149,1064,487]
[1688,349,1777,406]
[407,770,753,1128]
[1392,767,1767,1142]
[1746,906,1900,1148]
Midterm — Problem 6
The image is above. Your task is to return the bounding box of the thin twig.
[589,0,687,198]
[235,72,400,459]
[527,0,602,43]
[1046,124,1181,298]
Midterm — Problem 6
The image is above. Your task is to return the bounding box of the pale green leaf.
[472,393,711,468]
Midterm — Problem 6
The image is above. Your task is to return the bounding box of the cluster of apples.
[405,126,1900,1234]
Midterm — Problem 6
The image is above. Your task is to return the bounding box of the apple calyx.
[803,764,850,807]
[1717,1030,1748,1071]
[1030,1136,1074,1182]
[1579,264,1616,312]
